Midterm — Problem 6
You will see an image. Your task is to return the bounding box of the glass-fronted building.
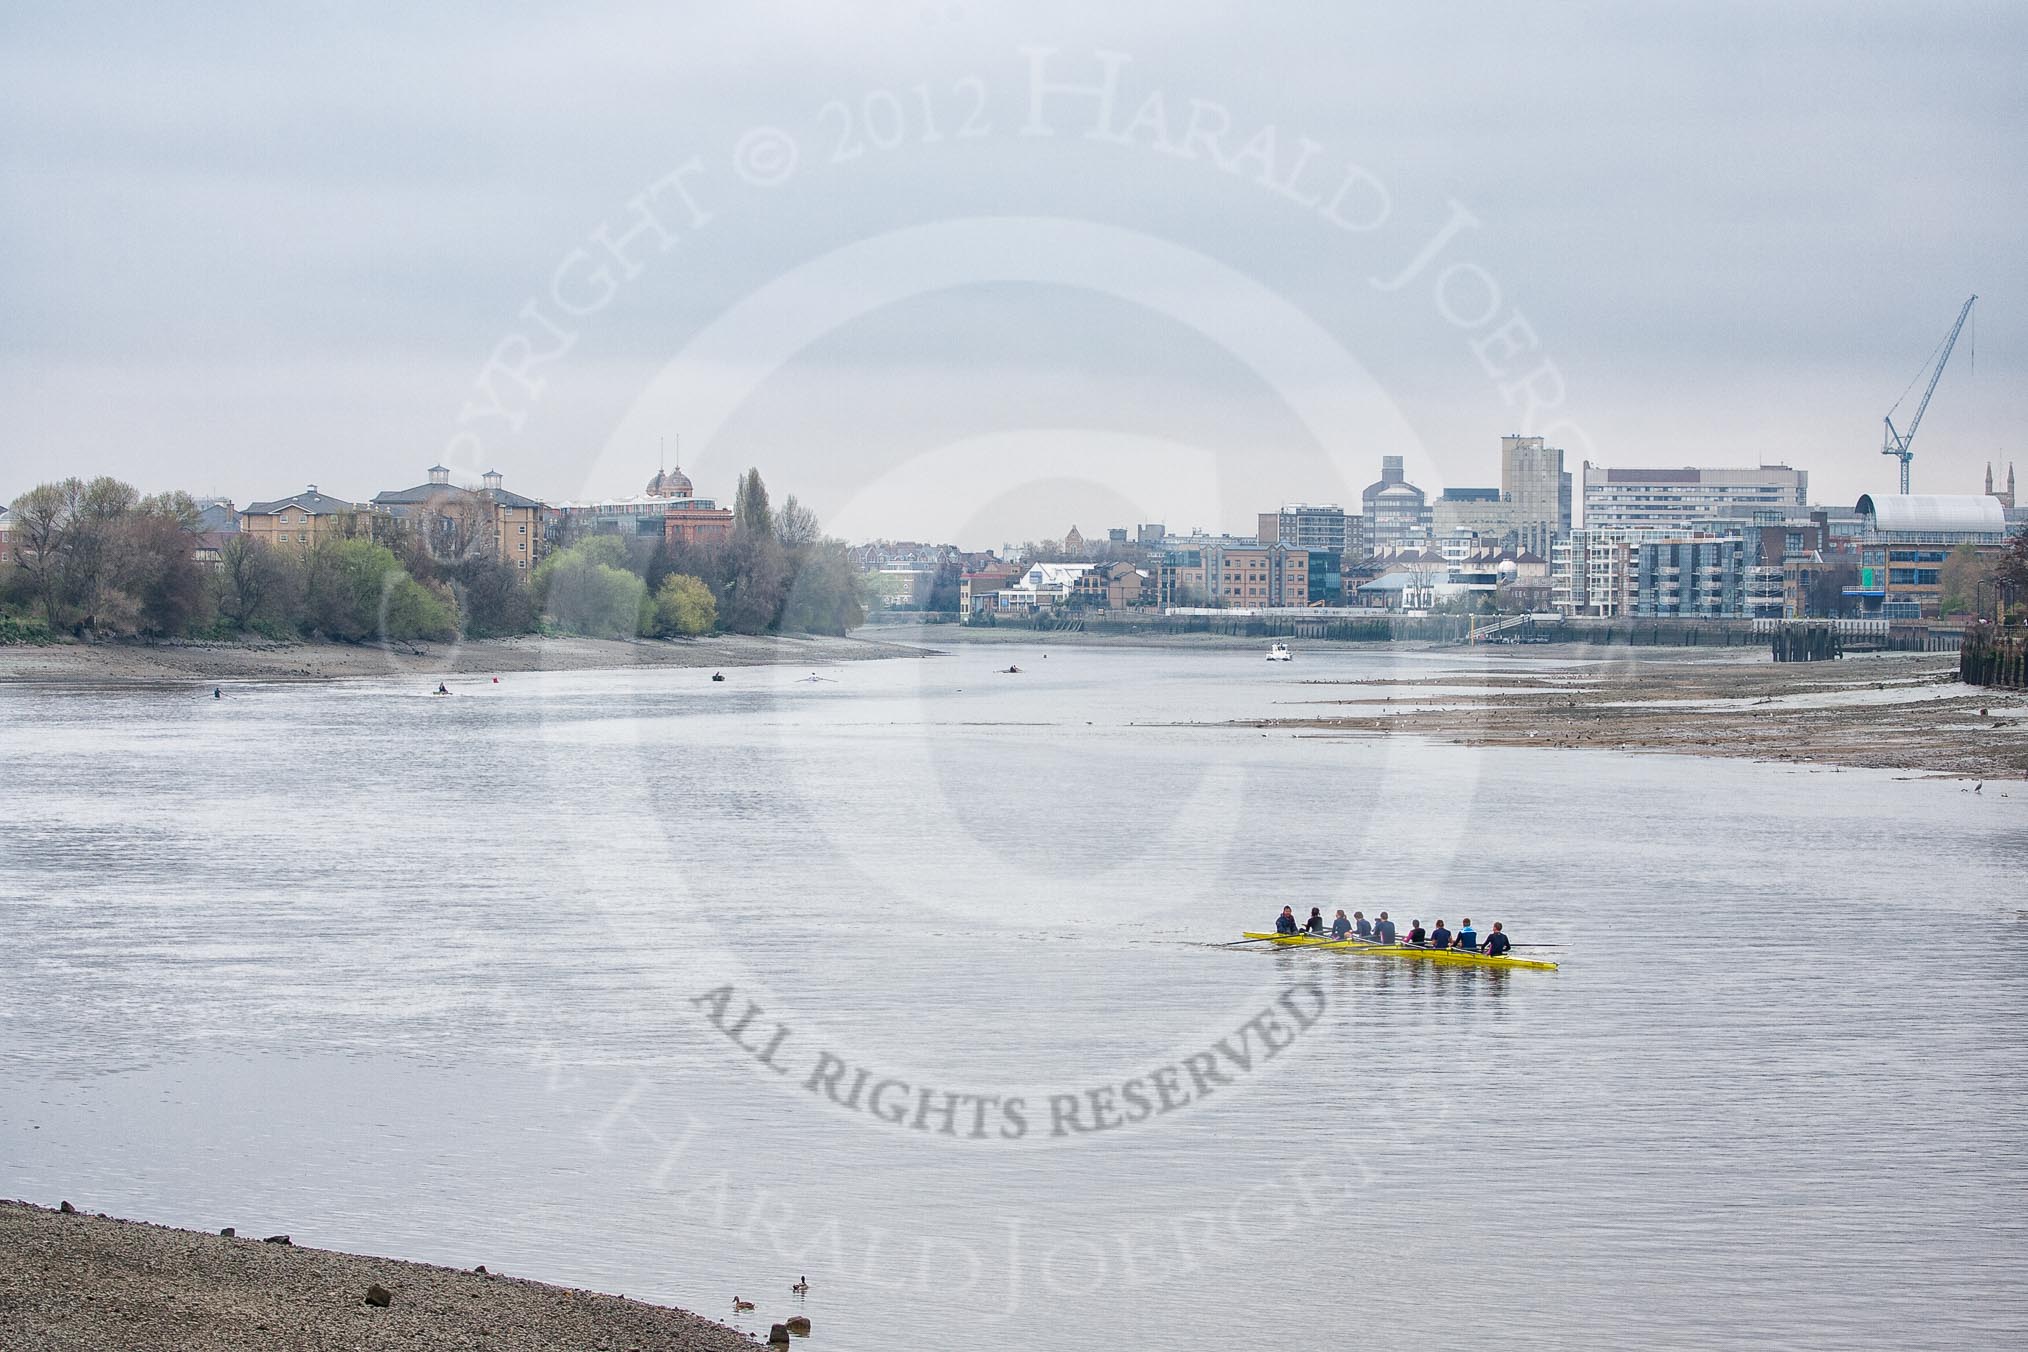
[1848,494,2008,618]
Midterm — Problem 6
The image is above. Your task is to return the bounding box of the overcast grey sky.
[3,1,2022,546]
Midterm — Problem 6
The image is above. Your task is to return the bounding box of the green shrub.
[0,614,54,644]
[534,538,651,639]
[652,573,717,636]
[302,538,458,643]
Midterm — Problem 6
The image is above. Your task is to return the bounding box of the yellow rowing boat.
[1241,932,1559,971]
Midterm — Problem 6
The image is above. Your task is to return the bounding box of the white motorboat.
[1266,641,1292,662]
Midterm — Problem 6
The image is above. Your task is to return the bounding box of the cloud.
[2,1,2023,526]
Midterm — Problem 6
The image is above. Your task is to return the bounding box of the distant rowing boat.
[1240,932,1559,971]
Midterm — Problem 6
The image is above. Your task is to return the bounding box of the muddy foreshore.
[0,1199,768,1351]
[881,626,2028,779]
[1230,648,2028,780]
[0,631,936,686]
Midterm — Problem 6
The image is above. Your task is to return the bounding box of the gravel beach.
[0,1200,767,1351]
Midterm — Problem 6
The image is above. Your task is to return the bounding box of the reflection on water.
[3,644,2025,1351]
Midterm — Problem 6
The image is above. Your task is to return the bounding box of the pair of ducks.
[734,1278,808,1312]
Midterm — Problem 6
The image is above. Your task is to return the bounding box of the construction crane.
[1881,294,1976,495]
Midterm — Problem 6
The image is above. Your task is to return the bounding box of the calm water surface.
[4,643,2025,1351]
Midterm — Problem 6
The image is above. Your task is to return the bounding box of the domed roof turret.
[646,465,694,499]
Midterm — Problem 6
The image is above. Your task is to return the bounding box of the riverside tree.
[8,477,136,630]
[533,535,648,638]
[713,471,864,636]
[6,465,862,643]
[1938,542,1999,618]
[120,494,210,636]
[440,557,536,638]
[213,534,298,632]
[1998,525,2028,600]
[6,478,212,635]
[719,469,789,633]
[778,538,865,635]
[652,573,717,636]
[302,537,458,642]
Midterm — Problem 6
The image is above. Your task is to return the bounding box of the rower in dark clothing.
[1353,911,1372,940]
[1404,920,1427,946]
[1330,910,1352,941]
[1275,906,1298,935]
[1301,907,1326,935]
[1429,920,1453,950]
[1454,918,1479,951]
[1483,922,1511,957]
[1373,913,1397,944]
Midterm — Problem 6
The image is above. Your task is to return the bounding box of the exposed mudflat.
[1234,649,2028,779]
[0,632,935,686]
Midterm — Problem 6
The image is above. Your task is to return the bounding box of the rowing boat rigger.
[1240,932,1559,971]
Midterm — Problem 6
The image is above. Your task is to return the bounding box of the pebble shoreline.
[0,1200,766,1351]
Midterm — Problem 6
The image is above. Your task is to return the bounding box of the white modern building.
[1550,530,1637,617]
[1583,465,1808,533]
[995,562,1095,611]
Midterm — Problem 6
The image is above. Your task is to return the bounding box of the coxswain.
[1454,917,1479,951]
[1302,907,1326,935]
[1483,923,1511,957]
[1429,919,1453,950]
[1404,919,1427,946]
[1353,910,1372,940]
[1330,909,1352,941]
[1274,906,1298,936]
[1373,912,1397,944]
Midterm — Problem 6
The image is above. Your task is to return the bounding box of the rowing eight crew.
[1274,906,1513,958]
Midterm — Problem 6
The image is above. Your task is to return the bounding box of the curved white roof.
[1854,494,2007,534]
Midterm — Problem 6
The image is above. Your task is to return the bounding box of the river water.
[4,643,2025,1351]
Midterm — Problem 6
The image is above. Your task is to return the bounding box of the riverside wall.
[877,611,1960,651]
[1960,627,2028,689]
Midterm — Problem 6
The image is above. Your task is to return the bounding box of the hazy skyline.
[4,2,2023,549]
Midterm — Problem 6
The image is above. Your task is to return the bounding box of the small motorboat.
[1266,642,1292,662]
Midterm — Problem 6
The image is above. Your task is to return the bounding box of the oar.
[1220,934,1315,946]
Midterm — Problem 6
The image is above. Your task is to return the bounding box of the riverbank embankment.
[0,1199,765,1351]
